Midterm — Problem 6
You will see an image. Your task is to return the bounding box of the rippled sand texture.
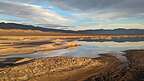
[0,50,143,81]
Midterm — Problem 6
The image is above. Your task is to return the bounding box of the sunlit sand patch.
[0,37,80,56]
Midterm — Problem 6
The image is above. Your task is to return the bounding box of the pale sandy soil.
[0,49,143,81]
[0,53,136,81]
[0,36,143,81]
[0,37,80,56]
[0,56,109,81]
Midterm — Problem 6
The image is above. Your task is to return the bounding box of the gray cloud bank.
[51,0,144,19]
[0,0,144,29]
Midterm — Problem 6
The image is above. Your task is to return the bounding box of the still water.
[3,41,144,58]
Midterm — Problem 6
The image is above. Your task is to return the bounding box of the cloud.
[0,1,71,25]
[0,0,144,29]
[51,0,122,11]
[51,0,144,19]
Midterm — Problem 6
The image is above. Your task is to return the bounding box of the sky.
[0,0,144,30]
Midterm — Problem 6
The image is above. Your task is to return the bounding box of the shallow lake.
[3,40,144,58]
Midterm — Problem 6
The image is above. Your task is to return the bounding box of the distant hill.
[77,29,144,35]
[0,22,144,35]
[0,22,74,33]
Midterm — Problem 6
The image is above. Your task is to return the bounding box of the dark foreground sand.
[0,50,144,81]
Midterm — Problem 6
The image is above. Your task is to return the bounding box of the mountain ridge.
[0,22,144,35]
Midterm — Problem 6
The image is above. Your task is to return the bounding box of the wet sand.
[85,50,144,81]
[0,55,118,81]
[0,37,143,81]
[0,50,143,81]
[0,38,79,56]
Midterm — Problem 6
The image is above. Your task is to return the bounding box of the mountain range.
[0,22,144,35]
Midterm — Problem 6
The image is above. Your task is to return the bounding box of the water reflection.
[2,41,144,58]
[79,37,144,42]
[63,41,144,57]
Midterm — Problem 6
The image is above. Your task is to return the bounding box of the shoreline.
[0,36,143,81]
[0,49,143,81]
[0,39,80,56]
